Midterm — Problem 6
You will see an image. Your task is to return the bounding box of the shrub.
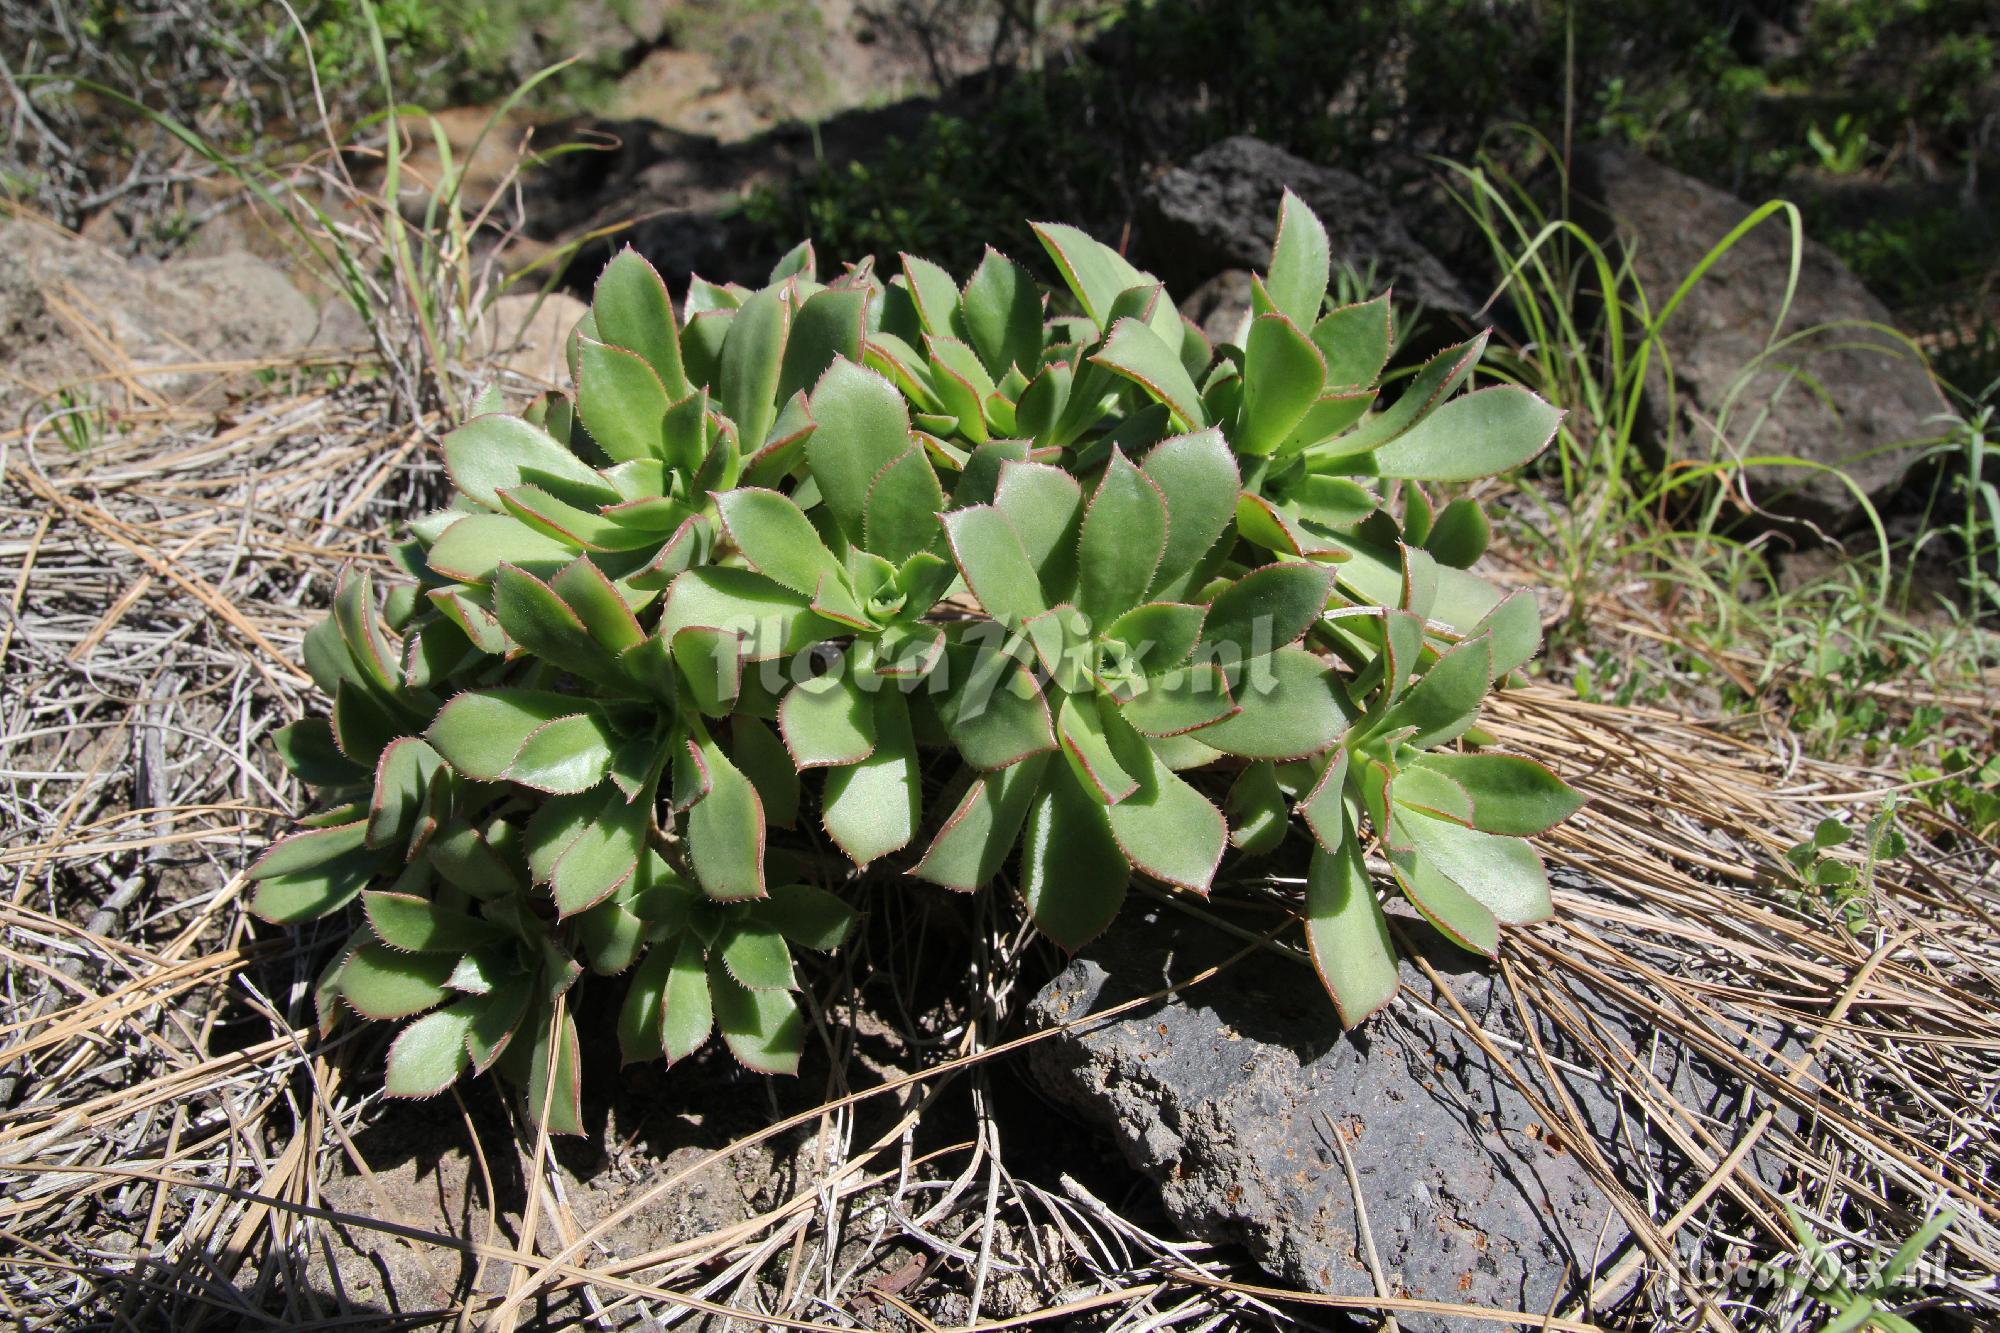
[256,194,1581,1129]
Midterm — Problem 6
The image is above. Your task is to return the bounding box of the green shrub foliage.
[257,194,1582,1129]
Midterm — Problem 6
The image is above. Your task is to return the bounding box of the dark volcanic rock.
[1141,136,1480,323]
[1177,268,1256,346]
[1025,896,1795,1327]
[1572,144,1949,531]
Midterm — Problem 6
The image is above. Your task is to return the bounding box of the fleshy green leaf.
[429,822,523,900]
[617,943,674,1064]
[427,513,574,585]
[1056,691,1139,804]
[719,285,789,456]
[1300,749,1349,852]
[1119,662,1236,737]
[1316,333,1488,462]
[1227,762,1289,853]
[1199,561,1333,664]
[1021,759,1128,950]
[1367,385,1562,483]
[770,239,814,283]
[1399,808,1554,924]
[500,482,653,552]
[916,753,1048,890]
[1076,449,1169,626]
[956,437,1032,505]
[1201,646,1352,760]
[935,641,1057,770]
[1014,362,1073,445]
[508,713,618,795]
[863,445,947,565]
[1264,188,1330,328]
[686,730,767,901]
[362,891,503,953]
[1139,429,1239,594]
[340,944,456,1020]
[576,337,670,464]
[960,247,1044,378]
[660,566,842,660]
[901,253,965,336]
[1373,636,1492,749]
[760,882,857,951]
[716,487,844,597]
[1031,221,1149,330]
[1474,590,1543,678]
[992,460,1084,602]
[1312,293,1394,389]
[385,1002,476,1097]
[1389,846,1500,956]
[821,689,921,866]
[1240,311,1326,456]
[1090,318,1205,429]
[576,892,646,974]
[711,961,802,1074]
[663,933,714,1062]
[248,820,381,924]
[275,718,370,788]
[524,1007,585,1134]
[545,783,646,917]
[681,307,734,387]
[1390,764,1475,824]
[1305,837,1400,1026]
[1411,752,1583,836]
[720,917,796,991]
[777,287,866,405]
[464,981,531,1074]
[1276,389,1374,456]
[1104,601,1205,676]
[427,689,587,781]
[592,248,687,399]
[779,670,876,769]
[443,413,617,512]
[731,717,800,829]
[554,559,645,653]
[493,563,622,685]
[1290,474,1379,531]
[806,357,911,550]
[942,505,1046,624]
[1425,497,1490,568]
[1099,700,1227,892]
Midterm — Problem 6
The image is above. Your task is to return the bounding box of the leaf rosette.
[258,195,1581,1127]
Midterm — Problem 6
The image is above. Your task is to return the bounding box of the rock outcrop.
[1025,897,1792,1327]
[1141,136,1480,325]
[0,219,331,424]
[1572,144,1949,530]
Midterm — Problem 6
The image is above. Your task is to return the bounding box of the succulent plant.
[259,191,1582,1129]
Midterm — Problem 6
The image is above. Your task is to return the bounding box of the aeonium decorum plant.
[255,192,1582,1129]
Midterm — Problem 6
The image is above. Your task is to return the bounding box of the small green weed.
[1805,114,1871,175]
[1780,1201,1959,1333]
[43,386,105,454]
[1783,807,1906,931]
[1910,748,2000,841]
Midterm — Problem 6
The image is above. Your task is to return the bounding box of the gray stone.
[0,221,319,422]
[1178,269,1255,348]
[1141,136,1480,324]
[1572,144,1949,530]
[1025,897,1793,1327]
[470,291,592,386]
